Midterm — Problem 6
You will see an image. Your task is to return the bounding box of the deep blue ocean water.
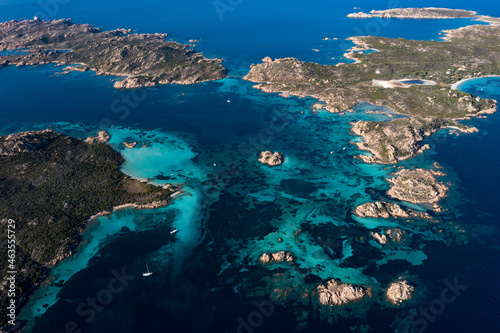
[1,1,500,332]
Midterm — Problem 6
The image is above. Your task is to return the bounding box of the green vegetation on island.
[245,30,499,118]
[0,130,175,328]
[245,16,500,164]
[244,9,500,221]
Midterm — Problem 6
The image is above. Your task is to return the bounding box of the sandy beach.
[451,75,500,90]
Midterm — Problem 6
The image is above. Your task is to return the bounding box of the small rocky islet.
[386,280,416,305]
[258,150,285,166]
[355,201,415,219]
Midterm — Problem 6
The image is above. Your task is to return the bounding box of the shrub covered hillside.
[0,129,174,328]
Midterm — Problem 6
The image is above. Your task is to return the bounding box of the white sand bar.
[372,79,437,88]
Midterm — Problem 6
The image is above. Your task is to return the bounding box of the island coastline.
[451,75,500,90]
[0,129,178,329]
[347,7,477,20]
[244,9,500,166]
[0,19,227,89]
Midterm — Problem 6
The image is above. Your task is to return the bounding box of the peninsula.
[347,7,477,19]
[0,19,227,88]
[0,130,175,328]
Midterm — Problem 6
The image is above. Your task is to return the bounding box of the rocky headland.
[84,130,110,144]
[258,151,284,166]
[0,19,227,88]
[352,116,484,164]
[347,8,477,19]
[351,117,444,164]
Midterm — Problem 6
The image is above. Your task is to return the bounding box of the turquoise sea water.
[1,1,500,332]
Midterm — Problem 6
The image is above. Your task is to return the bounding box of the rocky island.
[354,201,412,219]
[258,151,285,166]
[387,168,448,204]
[245,9,499,164]
[0,129,175,327]
[0,18,227,88]
[123,141,138,148]
[259,251,294,264]
[347,8,477,19]
[317,279,370,306]
[386,280,415,305]
[351,117,443,164]
[370,228,409,245]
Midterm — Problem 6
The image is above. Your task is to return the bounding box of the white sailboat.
[142,264,153,277]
